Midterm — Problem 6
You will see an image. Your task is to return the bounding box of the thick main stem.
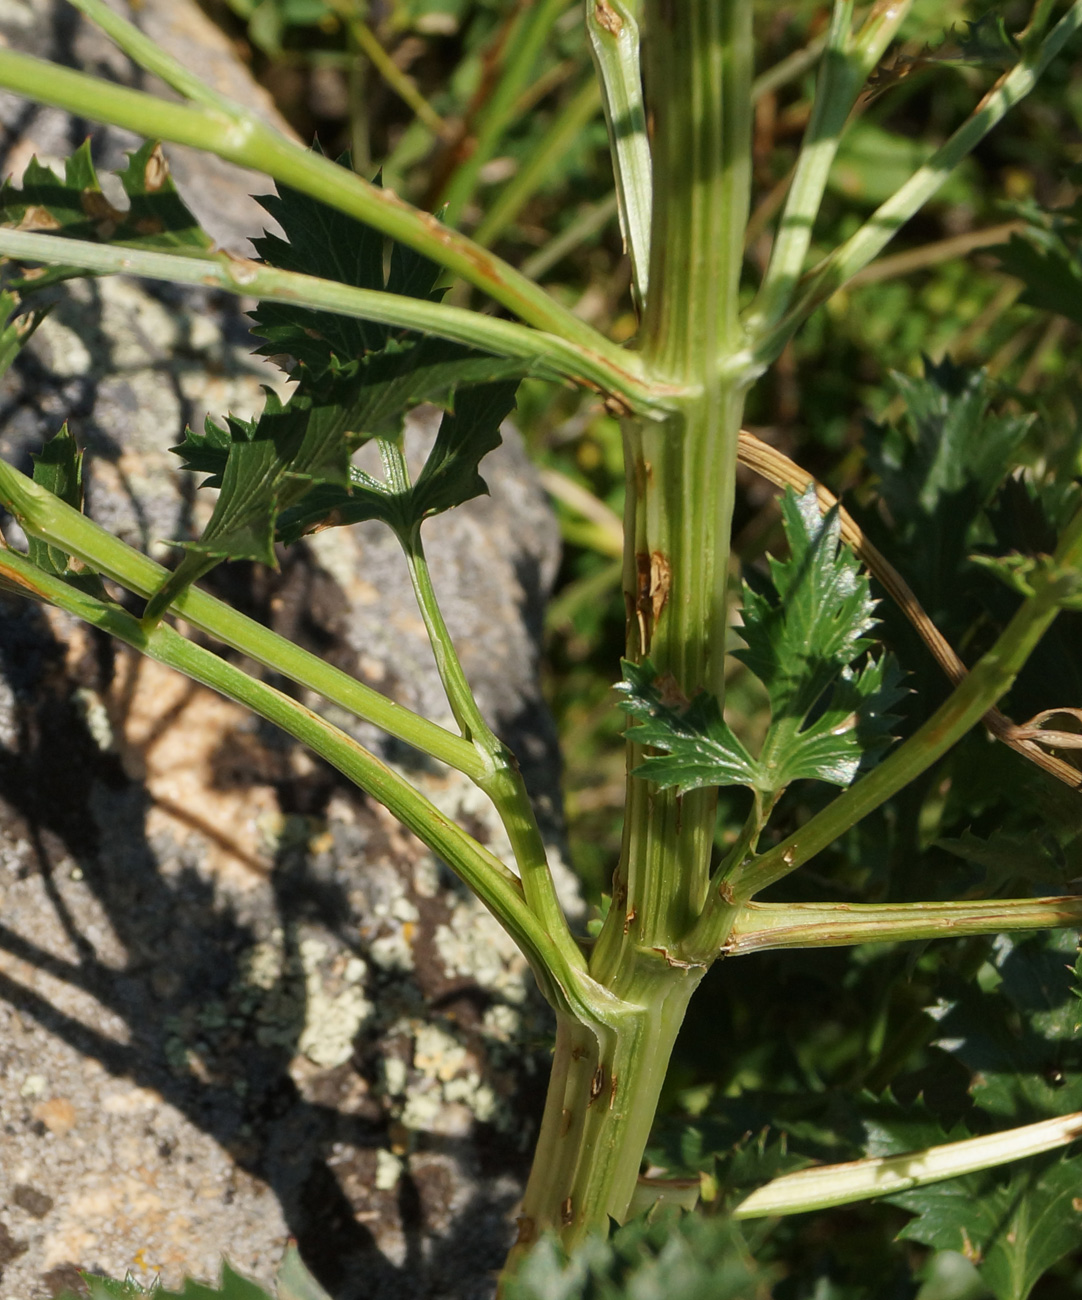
[510,0,753,1261]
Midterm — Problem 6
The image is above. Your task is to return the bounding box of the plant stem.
[587,0,652,301]
[509,0,755,1258]
[376,440,585,974]
[513,965,705,1260]
[733,1112,1082,1219]
[0,45,621,356]
[0,229,651,407]
[0,457,484,778]
[753,0,1082,366]
[746,0,911,336]
[722,897,1082,956]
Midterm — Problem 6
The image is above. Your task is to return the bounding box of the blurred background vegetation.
[192,2,1082,1293]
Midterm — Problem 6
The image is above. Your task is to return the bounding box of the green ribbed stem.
[506,0,754,1258]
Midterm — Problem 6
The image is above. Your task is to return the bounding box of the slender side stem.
[377,443,586,974]
[722,897,1082,956]
[0,47,620,357]
[400,529,586,972]
[438,0,570,226]
[745,0,911,336]
[587,0,652,302]
[66,0,239,112]
[0,457,484,778]
[0,229,652,407]
[473,78,602,249]
[734,1112,1082,1219]
[520,194,620,281]
[343,14,453,142]
[751,30,828,102]
[698,504,1082,921]
[752,0,1082,366]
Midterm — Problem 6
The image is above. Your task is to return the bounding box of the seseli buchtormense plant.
[1,1,1082,1295]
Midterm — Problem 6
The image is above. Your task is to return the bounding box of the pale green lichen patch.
[434,900,530,1003]
[381,1019,512,1136]
[375,1149,404,1191]
[295,937,372,1069]
[163,927,371,1076]
[349,860,421,972]
[73,687,116,752]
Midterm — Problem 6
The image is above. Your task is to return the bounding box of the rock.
[0,2,571,1296]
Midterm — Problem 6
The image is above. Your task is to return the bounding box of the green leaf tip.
[0,286,46,380]
[19,424,108,598]
[868,357,1032,523]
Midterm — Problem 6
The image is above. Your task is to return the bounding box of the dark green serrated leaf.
[997,232,1082,330]
[0,288,45,380]
[615,489,903,797]
[409,377,519,520]
[178,393,310,567]
[156,154,523,617]
[614,658,760,794]
[82,1278,154,1300]
[250,161,444,371]
[172,413,245,489]
[951,16,1019,66]
[861,358,1034,688]
[115,140,213,252]
[175,343,521,499]
[935,826,1077,893]
[859,1090,966,1160]
[0,139,211,290]
[387,217,446,303]
[737,488,879,725]
[931,929,1082,1121]
[892,1154,1082,1300]
[869,359,1031,524]
[340,338,523,441]
[188,437,286,566]
[759,653,907,790]
[25,424,107,597]
[275,368,523,541]
[882,932,1082,1300]
[736,485,904,785]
